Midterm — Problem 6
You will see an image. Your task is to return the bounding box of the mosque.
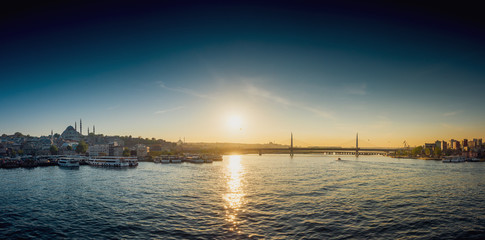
[60,119,95,141]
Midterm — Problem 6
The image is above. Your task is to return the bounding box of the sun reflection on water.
[223,155,245,232]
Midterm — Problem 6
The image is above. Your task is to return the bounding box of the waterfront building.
[469,139,477,149]
[434,141,441,150]
[60,142,78,155]
[88,144,109,156]
[134,144,149,157]
[441,140,447,151]
[424,143,435,150]
[109,142,123,156]
[450,139,460,150]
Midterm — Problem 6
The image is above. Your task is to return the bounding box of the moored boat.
[442,156,466,163]
[88,156,138,167]
[170,156,182,163]
[161,155,171,164]
[58,157,80,167]
[185,154,204,163]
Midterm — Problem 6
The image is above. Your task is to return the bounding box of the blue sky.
[1,1,484,147]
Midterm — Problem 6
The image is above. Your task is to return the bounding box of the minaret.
[356,133,359,157]
[80,118,82,135]
[51,130,53,142]
[93,125,95,135]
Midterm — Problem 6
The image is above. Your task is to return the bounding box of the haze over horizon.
[1,1,484,147]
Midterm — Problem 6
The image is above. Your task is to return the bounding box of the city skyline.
[1,1,485,147]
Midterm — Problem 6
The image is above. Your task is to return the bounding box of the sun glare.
[227,115,243,131]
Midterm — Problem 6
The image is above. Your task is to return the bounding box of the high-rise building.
[435,140,441,149]
[450,139,460,150]
[441,140,447,151]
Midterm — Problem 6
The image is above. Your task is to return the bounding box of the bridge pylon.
[356,133,359,157]
[290,132,294,157]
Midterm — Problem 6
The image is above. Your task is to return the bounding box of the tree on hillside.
[67,145,73,151]
[123,148,131,157]
[425,148,431,156]
[14,132,23,137]
[434,147,442,157]
[412,146,423,156]
[75,141,88,154]
[50,145,59,155]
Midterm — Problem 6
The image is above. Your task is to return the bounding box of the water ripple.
[1,156,485,239]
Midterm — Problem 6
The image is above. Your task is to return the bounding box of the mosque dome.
[61,125,80,141]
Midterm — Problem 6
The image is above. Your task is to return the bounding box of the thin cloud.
[159,82,215,100]
[344,83,367,95]
[371,116,392,129]
[154,106,185,114]
[441,123,463,131]
[443,111,458,117]
[106,105,120,110]
[246,85,290,106]
[246,84,334,119]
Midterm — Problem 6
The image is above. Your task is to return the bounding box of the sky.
[1,1,484,147]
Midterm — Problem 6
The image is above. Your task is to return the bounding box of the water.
[1,155,485,239]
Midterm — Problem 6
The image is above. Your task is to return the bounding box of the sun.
[227,115,243,131]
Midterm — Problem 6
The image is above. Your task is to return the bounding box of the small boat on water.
[88,156,138,167]
[58,157,80,167]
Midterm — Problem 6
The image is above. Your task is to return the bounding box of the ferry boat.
[154,155,171,163]
[88,156,138,167]
[58,157,80,167]
[160,155,171,164]
[205,154,223,162]
[170,156,182,163]
[184,154,204,163]
[442,156,466,163]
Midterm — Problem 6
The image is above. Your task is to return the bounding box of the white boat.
[170,158,182,163]
[156,155,181,163]
[88,156,138,167]
[204,154,222,162]
[185,155,204,163]
[442,156,465,163]
[58,157,80,167]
